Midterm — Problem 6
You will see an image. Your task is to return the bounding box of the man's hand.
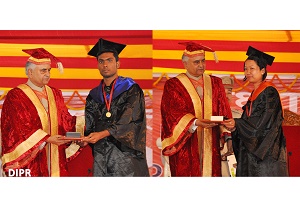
[195,119,218,128]
[81,130,110,144]
[46,135,72,146]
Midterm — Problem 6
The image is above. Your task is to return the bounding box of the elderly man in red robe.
[1,48,85,177]
[160,41,232,176]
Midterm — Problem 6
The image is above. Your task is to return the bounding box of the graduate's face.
[244,60,265,85]
[183,55,206,77]
[28,64,51,87]
[97,52,120,79]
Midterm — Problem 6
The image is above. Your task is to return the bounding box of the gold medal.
[106,111,111,118]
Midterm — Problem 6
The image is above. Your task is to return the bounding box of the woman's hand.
[222,119,236,131]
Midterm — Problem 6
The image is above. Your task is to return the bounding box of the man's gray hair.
[182,54,189,62]
[25,61,36,76]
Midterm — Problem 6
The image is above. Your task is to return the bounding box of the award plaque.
[200,116,225,124]
[61,132,83,140]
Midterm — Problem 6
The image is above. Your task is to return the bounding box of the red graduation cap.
[178,41,219,63]
[22,48,64,73]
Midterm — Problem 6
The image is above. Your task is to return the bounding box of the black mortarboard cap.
[88,38,126,57]
[246,46,275,66]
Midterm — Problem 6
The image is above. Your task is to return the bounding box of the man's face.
[28,64,51,87]
[183,54,206,77]
[97,52,119,79]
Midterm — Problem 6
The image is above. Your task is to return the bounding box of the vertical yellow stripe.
[176,74,202,118]
[46,86,60,177]
[203,74,213,176]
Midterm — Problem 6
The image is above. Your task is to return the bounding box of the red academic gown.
[1,84,83,177]
[161,73,232,177]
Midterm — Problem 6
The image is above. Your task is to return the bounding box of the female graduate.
[222,46,289,177]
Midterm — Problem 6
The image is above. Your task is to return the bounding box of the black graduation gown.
[85,76,149,177]
[232,84,289,177]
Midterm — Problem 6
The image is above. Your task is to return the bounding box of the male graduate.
[81,38,149,177]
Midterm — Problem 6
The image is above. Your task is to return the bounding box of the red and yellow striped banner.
[153,30,300,75]
[0,30,153,90]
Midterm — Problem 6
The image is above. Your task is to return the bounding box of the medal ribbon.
[102,77,117,114]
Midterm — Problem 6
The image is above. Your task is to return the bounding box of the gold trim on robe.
[45,86,60,177]
[1,129,48,165]
[202,74,213,176]
[18,84,49,130]
[161,113,195,149]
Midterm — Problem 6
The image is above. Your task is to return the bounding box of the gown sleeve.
[107,84,146,152]
[160,78,196,155]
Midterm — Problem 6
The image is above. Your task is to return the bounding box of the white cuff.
[38,142,47,150]
[188,119,198,133]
